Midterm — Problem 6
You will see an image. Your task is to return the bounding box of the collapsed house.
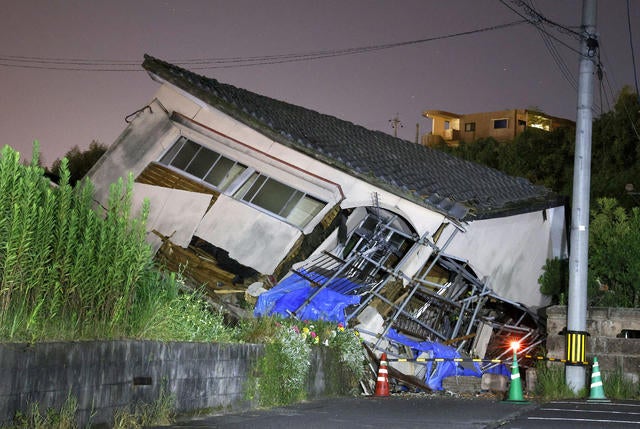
[88,55,567,389]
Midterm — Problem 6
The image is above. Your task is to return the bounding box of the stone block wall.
[546,306,640,380]
[0,340,344,427]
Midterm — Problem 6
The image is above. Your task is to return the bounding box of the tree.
[588,198,640,307]
[433,88,640,210]
[48,140,107,186]
[591,86,640,206]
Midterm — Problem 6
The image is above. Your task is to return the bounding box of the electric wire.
[0,19,527,72]
[627,0,640,99]
[507,0,582,39]
[499,0,584,56]
[529,0,578,92]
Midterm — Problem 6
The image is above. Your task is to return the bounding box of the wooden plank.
[152,230,240,292]
[136,162,220,208]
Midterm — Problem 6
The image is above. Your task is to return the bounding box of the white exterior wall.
[444,206,566,308]
[159,83,447,238]
[195,196,302,274]
[88,98,181,203]
[89,82,447,275]
[131,183,212,252]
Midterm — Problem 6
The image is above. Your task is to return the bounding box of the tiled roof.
[142,54,563,221]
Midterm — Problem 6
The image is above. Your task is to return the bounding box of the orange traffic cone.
[374,352,390,397]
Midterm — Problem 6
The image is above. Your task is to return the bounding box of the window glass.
[170,140,200,169]
[251,178,297,214]
[464,122,476,132]
[215,162,247,191]
[205,157,233,187]
[160,137,326,227]
[286,195,324,226]
[160,136,186,165]
[493,119,508,129]
[241,174,266,202]
[186,147,220,178]
[281,190,305,217]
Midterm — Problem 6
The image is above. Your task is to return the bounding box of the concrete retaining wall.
[0,340,345,427]
[546,306,640,381]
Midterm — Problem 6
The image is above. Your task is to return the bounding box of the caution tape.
[523,354,590,366]
[386,355,590,366]
[389,357,503,364]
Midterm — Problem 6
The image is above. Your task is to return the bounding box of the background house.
[423,108,575,147]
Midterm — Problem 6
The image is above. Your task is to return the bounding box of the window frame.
[233,171,326,227]
[158,136,327,228]
[492,118,509,129]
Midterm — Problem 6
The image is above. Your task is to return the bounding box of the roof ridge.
[141,54,561,221]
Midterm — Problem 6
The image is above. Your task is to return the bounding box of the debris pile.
[255,206,543,391]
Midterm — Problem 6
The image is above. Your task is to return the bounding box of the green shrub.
[245,317,365,406]
[255,324,311,406]
[135,274,235,342]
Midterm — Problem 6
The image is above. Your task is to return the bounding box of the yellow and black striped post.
[566,330,588,365]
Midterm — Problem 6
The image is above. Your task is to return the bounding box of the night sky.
[1,0,638,166]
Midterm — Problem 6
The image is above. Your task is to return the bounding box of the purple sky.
[1,1,638,166]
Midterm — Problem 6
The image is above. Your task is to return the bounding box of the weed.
[5,395,78,429]
[603,368,640,399]
[534,362,578,400]
[112,387,175,429]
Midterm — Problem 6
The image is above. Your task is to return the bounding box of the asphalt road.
[151,395,535,429]
[150,396,640,429]
[500,399,640,428]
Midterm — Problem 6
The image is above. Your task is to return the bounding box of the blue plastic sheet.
[386,328,509,390]
[254,271,360,324]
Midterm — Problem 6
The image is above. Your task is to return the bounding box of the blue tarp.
[254,270,360,324]
[386,328,509,390]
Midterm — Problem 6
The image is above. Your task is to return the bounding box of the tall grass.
[603,368,640,399]
[534,361,581,400]
[0,144,233,342]
[8,394,78,429]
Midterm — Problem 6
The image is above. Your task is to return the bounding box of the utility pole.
[566,0,597,392]
[389,114,403,138]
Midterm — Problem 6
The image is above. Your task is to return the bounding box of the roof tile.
[142,54,563,221]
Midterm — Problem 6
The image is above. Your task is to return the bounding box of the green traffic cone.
[588,357,609,401]
[503,348,529,403]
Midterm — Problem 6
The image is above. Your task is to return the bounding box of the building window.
[493,119,509,129]
[234,172,325,227]
[160,136,247,191]
[528,113,551,131]
[464,122,476,132]
[444,120,450,130]
[160,136,326,228]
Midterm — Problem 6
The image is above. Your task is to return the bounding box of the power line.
[627,0,640,99]
[528,0,577,91]
[0,19,527,72]
[506,0,582,39]
[498,0,584,57]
